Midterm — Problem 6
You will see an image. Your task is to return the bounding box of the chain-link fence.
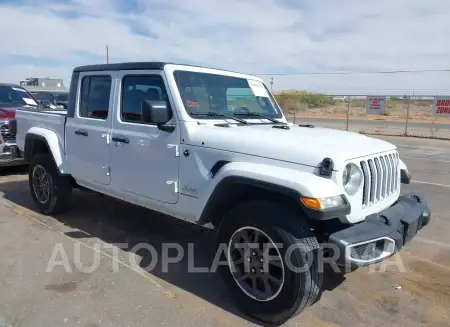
[275,93,450,139]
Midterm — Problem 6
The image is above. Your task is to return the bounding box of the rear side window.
[121,75,172,124]
[79,75,111,119]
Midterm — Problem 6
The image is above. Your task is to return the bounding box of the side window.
[121,75,172,124]
[79,75,112,120]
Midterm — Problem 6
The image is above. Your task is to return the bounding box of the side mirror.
[141,100,175,132]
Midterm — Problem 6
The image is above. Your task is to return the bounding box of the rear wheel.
[217,200,323,325]
[29,153,72,214]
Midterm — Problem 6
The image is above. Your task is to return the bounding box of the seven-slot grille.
[360,152,399,207]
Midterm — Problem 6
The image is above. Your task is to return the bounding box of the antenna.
[106,45,109,64]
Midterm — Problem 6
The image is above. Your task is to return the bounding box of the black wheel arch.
[198,174,351,230]
[24,133,73,182]
[24,133,51,163]
[197,176,303,229]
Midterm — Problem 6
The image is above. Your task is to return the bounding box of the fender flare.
[399,158,408,172]
[197,161,344,225]
[24,127,67,174]
[399,158,411,184]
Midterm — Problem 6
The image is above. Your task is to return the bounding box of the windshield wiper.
[234,111,286,124]
[190,112,248,124]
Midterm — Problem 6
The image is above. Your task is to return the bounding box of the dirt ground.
[0,135,449,326]
[286,101,450,123]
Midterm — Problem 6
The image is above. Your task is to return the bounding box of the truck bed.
[15,108,67,155]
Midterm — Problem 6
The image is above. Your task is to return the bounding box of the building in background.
[19,77,67,92]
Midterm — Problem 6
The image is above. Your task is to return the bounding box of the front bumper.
[0,141,26,167]
[328,192,431,267]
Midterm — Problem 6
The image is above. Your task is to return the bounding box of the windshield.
[173,70,282,119]
[0,85,37,106]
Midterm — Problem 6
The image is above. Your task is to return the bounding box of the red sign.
[366,96,386,114]
[434,98,450,116]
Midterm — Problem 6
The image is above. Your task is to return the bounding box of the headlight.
[342,163,363,195]
[301,195,346,210]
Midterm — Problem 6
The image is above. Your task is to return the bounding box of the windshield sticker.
[23,98,38,106]
[186,100,200,108]
[13,87,27,93]
[248,80,269,97]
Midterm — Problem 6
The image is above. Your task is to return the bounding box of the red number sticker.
[186,100,200,108]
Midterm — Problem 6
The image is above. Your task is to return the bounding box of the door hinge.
[102,165,111,176]
[166,180,178,193]
[101,133,111,145]
[167,144,180,157]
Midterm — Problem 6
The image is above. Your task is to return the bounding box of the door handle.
[75,129,88,136]
[112,135,129,144]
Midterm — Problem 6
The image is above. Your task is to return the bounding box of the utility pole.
[270,77,274,92]
[106,45,109,64]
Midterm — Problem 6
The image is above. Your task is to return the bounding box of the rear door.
[65,72,116,185]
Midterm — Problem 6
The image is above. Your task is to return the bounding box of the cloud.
[1,0,450,94]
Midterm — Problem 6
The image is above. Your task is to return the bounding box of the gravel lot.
[287,116,450,139]
[0,135,449,327]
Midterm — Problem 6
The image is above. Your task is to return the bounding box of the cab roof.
[72,62,252,77]
[72,62,263,84]
[73,62,167,72]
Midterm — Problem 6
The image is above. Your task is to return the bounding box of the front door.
[110,72,180,204]
[65,73,115,185]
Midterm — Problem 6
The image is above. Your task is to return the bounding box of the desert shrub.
[274,90,335,114]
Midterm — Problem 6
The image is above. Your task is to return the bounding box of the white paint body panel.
[15,109,67,173]
[65,71,118,185]
[15,63,406,226]
[110,70,180,204]
[182,121,396,171]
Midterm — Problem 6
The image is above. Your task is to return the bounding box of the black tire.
[216,200,323,325]
[29,153,72,215]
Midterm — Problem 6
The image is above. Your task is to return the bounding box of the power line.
[252,68,450,76]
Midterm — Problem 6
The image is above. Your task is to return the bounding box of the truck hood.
[188,123,397,169]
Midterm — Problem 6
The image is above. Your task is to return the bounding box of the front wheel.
[29,153,72,215]
[217,200,323,325]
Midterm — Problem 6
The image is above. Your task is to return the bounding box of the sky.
[1,0,450,95]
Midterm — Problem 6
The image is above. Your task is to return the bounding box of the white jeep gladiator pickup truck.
[15,62,431,324]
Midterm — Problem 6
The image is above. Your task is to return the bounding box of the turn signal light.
[301,196,322,210]
[300,195,346,210]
